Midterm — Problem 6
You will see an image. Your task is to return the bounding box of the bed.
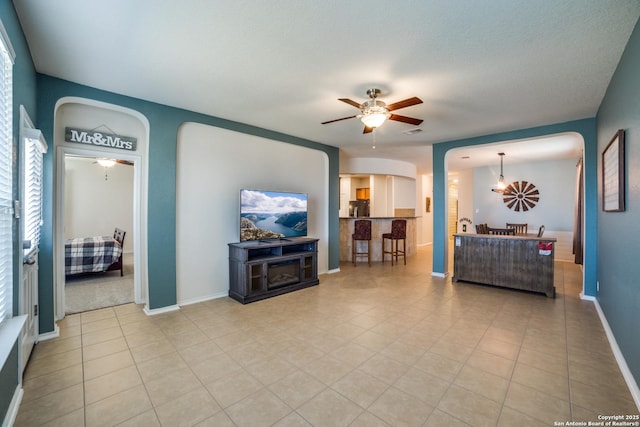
[65,228,126,276]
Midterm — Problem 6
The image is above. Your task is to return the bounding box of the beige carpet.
[65,254,134,314]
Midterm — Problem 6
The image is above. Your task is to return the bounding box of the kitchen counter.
[339,217,417,263]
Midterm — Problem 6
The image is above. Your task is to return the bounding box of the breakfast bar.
[452,233,557,297]
[339,217,417,262]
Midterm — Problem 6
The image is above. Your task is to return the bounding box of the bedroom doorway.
[53,97,149,321]
[54,146,146,320]
[63,154,135,314]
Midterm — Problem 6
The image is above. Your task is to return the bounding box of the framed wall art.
[602,129,625,212]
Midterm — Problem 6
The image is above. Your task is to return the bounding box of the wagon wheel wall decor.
[502,181,539,211]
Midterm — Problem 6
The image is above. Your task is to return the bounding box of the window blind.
[0,21,15,324]
[23,130,47,255]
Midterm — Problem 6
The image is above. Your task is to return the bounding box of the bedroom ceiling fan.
[322,88,423,134]
[95,158,133,167]
[93,158,133,180]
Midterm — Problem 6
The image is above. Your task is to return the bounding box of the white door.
[19,108,46,374]
[20,256,38,373]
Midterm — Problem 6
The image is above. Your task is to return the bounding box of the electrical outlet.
[597,280,600,291]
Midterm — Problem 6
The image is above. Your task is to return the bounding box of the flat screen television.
[240,189,308,241]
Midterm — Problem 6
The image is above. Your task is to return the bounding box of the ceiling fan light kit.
[360,88,390,128]
[96,158,116,168]
[360,110,390,128]
[322,87,423,133]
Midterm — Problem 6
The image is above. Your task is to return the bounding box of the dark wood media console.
[228,237,319,304]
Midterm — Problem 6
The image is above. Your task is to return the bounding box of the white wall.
[417,174,433,245]
[64,156,134,253]
[176,123,329,305]
[393,176,417,209]
[456,169,474,233]
[340,156,417,179]
[472,158,578,231]
[339,176,351,217]
[370,175,388,217]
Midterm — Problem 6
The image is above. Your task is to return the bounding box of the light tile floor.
[16,246,639,426]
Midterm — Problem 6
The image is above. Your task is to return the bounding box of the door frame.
[55,146,145,318]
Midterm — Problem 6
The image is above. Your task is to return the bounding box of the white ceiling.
[12,0,640,174]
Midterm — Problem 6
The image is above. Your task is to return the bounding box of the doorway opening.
[444,132,586,296]
[63,154,134,314]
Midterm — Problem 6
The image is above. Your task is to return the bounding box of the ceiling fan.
[92,158,133,181]
[66,154,133,167]
[322,88,423,134]
[95,158,134,167]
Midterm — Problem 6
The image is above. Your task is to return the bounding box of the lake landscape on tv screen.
[240,190,308,241]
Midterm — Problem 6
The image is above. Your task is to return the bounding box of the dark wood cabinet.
[452,234,556,297]
[228,237,319,304]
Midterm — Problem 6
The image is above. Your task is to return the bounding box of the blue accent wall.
[432,118,598,298]
[596,19,640,386]
[35,75,340,333]
[0,1,38,423]
[0,343,19,421]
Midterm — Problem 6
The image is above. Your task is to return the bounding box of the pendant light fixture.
[491,152,506,193]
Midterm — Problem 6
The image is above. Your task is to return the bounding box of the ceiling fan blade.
[339,98,364,109]
[115,159,134,166]
[388,114,423,125]
[386,97,423,111]
[363,126,373,134]
[321,115,358,125]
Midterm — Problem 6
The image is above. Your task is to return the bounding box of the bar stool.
[382,219,406,265]
[352,220,372,266]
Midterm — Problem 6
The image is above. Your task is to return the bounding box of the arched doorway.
[53,98,149,319]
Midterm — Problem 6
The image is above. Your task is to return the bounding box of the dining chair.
[475,223,489,234]
[488,227,515,236]
[506,223,528,235]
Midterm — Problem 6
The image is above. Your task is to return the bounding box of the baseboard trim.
[2,385,23,427]
[594,299,640,411]
[327,268,340,274]
[580,293,596,301]
[143,304,180,316]
[431,272,448,278]
[179,292,227,307]
[38,324,60,342]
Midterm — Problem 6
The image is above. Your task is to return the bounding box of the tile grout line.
[114,307,160,425]
[561,263,575,421]
[80,316,87,427]
[20,251,633,426]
